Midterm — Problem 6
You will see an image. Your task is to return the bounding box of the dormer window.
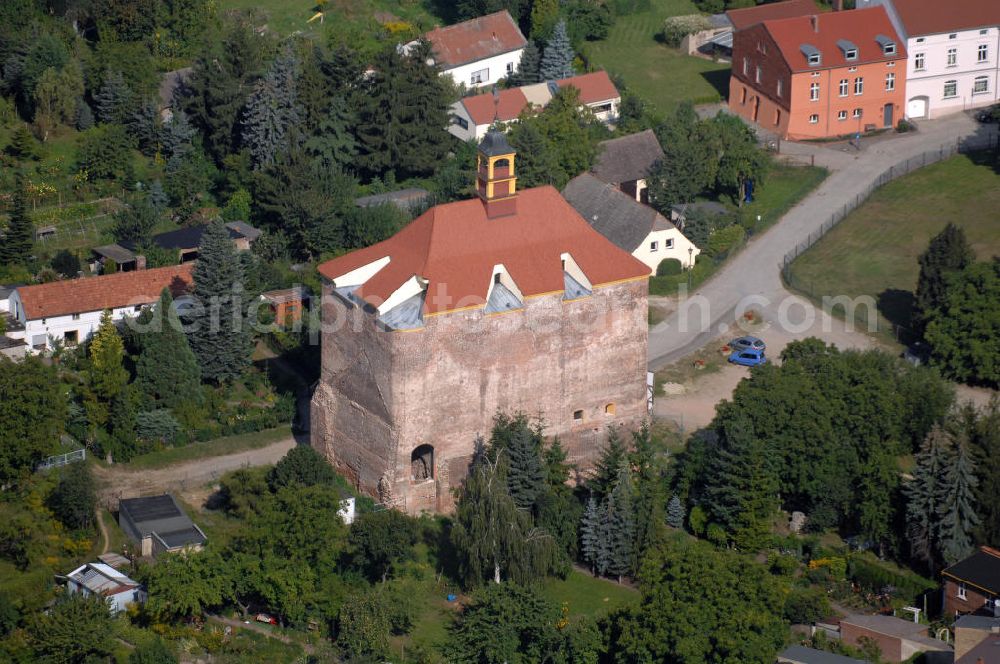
[802,44,821,66]
[837,39,858,61]
[876,35,896,57]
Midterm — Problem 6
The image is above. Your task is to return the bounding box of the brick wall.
[311,277,649,513]
[943,579,995,617]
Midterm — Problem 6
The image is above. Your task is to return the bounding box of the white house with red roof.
[858,0,1000,118]
[6,263,193,352]
[407,10,527,89]
[448,71,621,141]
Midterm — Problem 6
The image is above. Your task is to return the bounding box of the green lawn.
[583,0,731,115]
[786,151,1000,341]
[539,569,639,621]
[108,425,292,470]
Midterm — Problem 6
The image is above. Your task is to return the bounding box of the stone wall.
[312,277,649,513]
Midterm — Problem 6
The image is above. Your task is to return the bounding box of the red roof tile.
[17,263,194,320]
[424,10,527,68]
[764,7,906,72]
[891,0,1000,37]
[318,186,648,316]
[557,71,620,105]
[462,87,531,125]
[727,0,818,31]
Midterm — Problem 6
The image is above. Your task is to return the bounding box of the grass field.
[540,569,639,620]
[787,151,1000,340]
[111,425,292,470]
[583,0,730,115]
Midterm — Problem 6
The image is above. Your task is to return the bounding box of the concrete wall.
[311,278,649,513]
[443,49,524,90]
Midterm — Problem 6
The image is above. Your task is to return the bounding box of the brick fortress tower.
[310,131,650,513]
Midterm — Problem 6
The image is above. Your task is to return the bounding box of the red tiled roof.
[424,10,527,68]
[17,263,194,320]
[727,0,817,31]
[463,87,531,125]
[891,0,1000,37]
[557,71,620,105]
[765,7,906,72]
[458,71,620,126]
[318,187,648,316]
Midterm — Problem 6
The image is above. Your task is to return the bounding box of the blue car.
[729,348,767,367]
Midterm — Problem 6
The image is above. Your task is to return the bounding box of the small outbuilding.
[592,130,665,204]
[776,645,868,664]
[840,614,952,663]
[66,562,145,614]
[118,494,207,557]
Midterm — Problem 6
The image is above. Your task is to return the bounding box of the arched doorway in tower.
[410,444,434,482]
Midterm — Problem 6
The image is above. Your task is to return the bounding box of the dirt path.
[93,437,297,508]
[206,614,315,655]
[96,509,110,555]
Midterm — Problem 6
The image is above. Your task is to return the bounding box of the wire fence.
[37,448,86,471]
[781,134,1000,335]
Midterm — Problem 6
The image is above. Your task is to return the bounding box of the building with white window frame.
[858,0,1000,119]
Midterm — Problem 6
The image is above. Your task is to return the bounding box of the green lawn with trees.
[786,152,1000,342]
[582,0,731,115]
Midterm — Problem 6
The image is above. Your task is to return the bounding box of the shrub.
[661,15,713,47]
[784,587,830,624]
[656,258,683,277]
[770,554,798,576]
[136,409,182,443]
[706,224,745,257]
[896,119,914,133]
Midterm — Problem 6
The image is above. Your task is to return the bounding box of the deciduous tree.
[135,289,201,408]
[47,463,96,531]
[915,223,974,335]
[0,356,65,482]
[27,593,115,664]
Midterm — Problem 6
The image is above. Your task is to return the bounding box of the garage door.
[907,97,928,119]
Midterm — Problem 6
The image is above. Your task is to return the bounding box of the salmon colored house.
[729,4,907,140]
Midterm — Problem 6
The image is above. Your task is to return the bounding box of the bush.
[784,587,830,624]
[706,224,745,257]
[896,119,914,133]
[661,15,713,48]
[848,555,934,602]
[656,258,683,277]
[769,554,798,576]
[136,409,182,444]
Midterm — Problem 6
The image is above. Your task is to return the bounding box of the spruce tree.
[148,179,168,213]
[0,176,33,267]
[915,223,973,334]
[972,401,1000,547]
[591,426,628,499]
[579,495,601,574]
[703,413,779,551]
[185,220,253,383]
[605,466,636,582]
[242,48,302,170]
[506,424,544,511]
[129,100,161,157]
[94,70,134,125]
[75,99,94,131]
[905,426,950,568]
[160,111,195,160]
[510,42,541,85]
[539,20,575,81]
[304,96,358,171]
[937,433,980,564]
[667,495,685,529]
[355,40,451,180]
[595,497,614,577]
[137,289,201,408]
[6,124,36,160]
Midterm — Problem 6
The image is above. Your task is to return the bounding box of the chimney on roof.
[811,15,819,32]
[135,255,147,271]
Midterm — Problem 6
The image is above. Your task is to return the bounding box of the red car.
[255,613,278,625]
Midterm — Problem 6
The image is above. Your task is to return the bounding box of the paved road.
[648,112,993,370]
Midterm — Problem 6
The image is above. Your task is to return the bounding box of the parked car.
[256,613,278,625]
[730,336,766,352]
[729,348,767,366]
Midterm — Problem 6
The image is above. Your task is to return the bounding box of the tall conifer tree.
[667,495,685,529]
[506,424,544,511]
[243,47,302,170]
[304,96,358,171]
[185,220,253,383]
[905,426,950,568]
[605,466,636,582]
[580,495,601,574]
[0,176,33,267]
[510,42,541,85]
[937,433,980,564]
[915,223,974,334]
[136,289,201,408]
[539,20,574,80]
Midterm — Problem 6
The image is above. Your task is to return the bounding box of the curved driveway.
[648,113,990,370]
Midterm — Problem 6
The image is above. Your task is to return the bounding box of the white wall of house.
[904,29,1000,119]
[6,292,151,352]
[442,49,524,89]
[632,228,701,276]
[67,581,142,614]
[586,98,620,124]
